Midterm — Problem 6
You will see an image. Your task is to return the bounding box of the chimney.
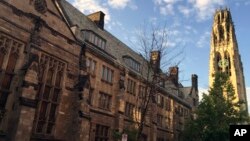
[191,74,198,91]
[150,51,161,73]
[169,67,178,86]
[87,11,105,30]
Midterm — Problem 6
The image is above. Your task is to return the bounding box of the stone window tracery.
[0,32,22,110]
[33,54,65,135]
[219,25,224,41]
[98,92,111,110]
[224,52,231,76]
[216,53,222,72]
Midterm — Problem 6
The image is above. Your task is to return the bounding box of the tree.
[183,72,249,141]
[130,23,184,141]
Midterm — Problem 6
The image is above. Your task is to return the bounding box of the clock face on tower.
[218,59,229,68]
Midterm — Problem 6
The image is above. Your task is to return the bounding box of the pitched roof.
[57,0,196,107]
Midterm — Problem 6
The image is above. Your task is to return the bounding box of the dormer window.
[123,56,140,72]
[82,30,106,50]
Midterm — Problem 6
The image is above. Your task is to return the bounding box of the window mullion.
[1,39,12,71]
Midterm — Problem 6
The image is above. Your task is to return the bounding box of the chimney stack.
[150,51,161,73]
[87,11,105,30]
[191,74,198,91]
[169,67,178,86]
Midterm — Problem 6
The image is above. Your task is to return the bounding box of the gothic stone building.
[209,9,247,111]
[0,0,198,141]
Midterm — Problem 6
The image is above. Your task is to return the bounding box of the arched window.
[0,33,22,110]
[2,53,18,89]
[216,52,222,72]
[224,52,231,76]
[217,15,220,23]
[33,54,65,135]
[219,25,224,41]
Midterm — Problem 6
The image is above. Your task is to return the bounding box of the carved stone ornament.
[21,53,39,74]
[34,0,48,14]
[119,76,125,90]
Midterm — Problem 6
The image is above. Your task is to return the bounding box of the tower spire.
[209,8,248,112]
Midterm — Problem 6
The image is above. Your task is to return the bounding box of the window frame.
[86,57,97,76]
[127,78,136,95]
[125,102,135,118]
[123,56,141,72]
[98,92,112,111]
[82,30,106,50]
[101,65,114,84]
[33,54,65,136]
[95,124,110,141]
[0,33,22,110]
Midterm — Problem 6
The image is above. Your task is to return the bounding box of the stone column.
[14,54,39,141]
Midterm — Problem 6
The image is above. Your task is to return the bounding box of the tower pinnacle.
[209,9,248,111]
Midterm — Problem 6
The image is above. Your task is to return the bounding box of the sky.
[66,0,250,111]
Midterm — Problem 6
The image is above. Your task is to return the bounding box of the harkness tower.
[209,8,248,111]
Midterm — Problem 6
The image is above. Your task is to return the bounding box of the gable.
[8,0,76,41]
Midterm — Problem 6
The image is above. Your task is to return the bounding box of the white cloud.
[197,31,210,48]
[154,0,227,21]
[160,4,174,15]
[107,0,130,9]
[72,0,111,23]
[178,5,193,17]
[164,22,194,48]
[189,0,225,21]
[171,18,181,28]
[163,0,177,4]
[154,0,161,5]
[107,21,124,30]
[154,0,180,15]
[184,25,198,35]
[149,17,158,25]
[165,41,177,47]
[168,29,180,36]
[245,1,250,6]
[129,2,138,10]
[198,87,208,101]
[71,0,137,24]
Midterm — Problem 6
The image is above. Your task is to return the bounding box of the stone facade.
[0,0,82,141]
[209,9,247,111]
[0,0,198,141]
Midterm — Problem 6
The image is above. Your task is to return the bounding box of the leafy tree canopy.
[183,72,249,141]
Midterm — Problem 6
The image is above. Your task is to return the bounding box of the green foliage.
[124,127,138,141]
[183,73,249,141]
[112,129,122,141]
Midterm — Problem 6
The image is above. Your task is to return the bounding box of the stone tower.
[209,8,247,110]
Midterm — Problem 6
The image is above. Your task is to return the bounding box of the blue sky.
[67,0,250,109]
